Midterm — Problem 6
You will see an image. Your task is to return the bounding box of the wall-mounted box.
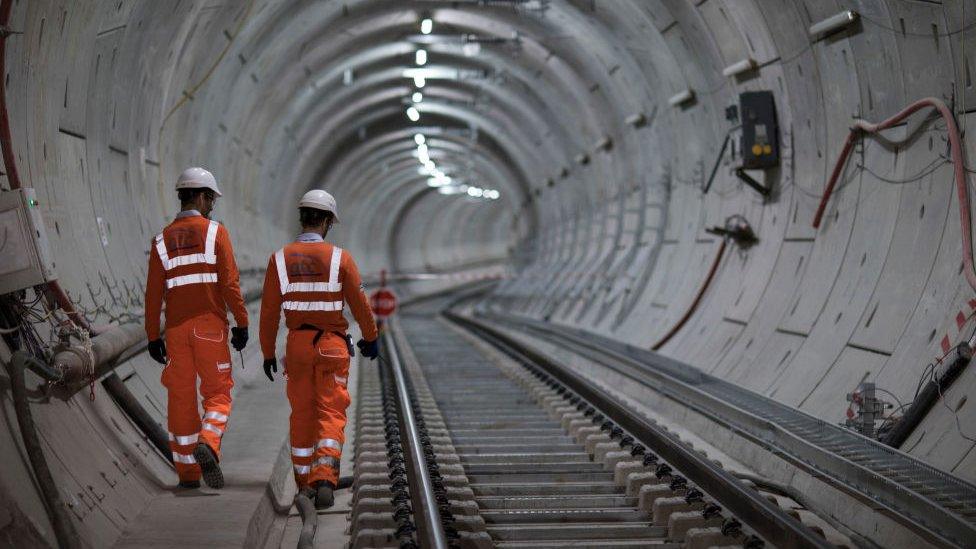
[0,188,57,295]
[740,91,779,170]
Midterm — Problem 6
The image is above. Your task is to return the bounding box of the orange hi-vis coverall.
[260,233,377,487]
[145,211,248,482]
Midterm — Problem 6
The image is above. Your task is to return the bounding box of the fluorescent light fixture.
[625,112,647,128]
[421,18,433,35]
[463,42,481,57]
[342,69,354,86]
[438,184,468,195]
[417,144,429,162]
[428,176,451,188]
[722,58,757,77]
[412,92,423,103]
[414,75,426,88]
[416,49,428,66]
[668,89,694,107]
[575,153,590,165]
[467,187,483,197]
[414,134,425,145]
[809,10,859,37]
[593,135,612,152]
[406,107,420,121]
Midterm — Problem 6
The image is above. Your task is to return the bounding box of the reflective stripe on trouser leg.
[161,321,202,482]
[286,339,317,488]
[308,356,351,486]
[193,314,234,456]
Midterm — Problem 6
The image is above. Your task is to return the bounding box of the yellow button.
[751,144,763,156]
[763,144,773,155]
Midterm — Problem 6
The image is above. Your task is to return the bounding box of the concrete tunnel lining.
[1,0,976,547]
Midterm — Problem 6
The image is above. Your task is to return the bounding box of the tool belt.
[297,324,355,357]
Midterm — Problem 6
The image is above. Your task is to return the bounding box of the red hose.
[811,98,976,293]
[651,239,727,351]
[0,2,91,332]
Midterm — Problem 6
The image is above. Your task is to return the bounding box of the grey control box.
[0,188,57,295]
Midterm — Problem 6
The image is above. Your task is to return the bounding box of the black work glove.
[263,358,277,381]
[357,339,379,361]
[148,339,167,365]
[231,326,248,352]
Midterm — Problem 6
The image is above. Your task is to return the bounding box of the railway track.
[403,316,672,547]
[347,306,841,548]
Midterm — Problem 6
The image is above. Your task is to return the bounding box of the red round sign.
[370,288,398,318]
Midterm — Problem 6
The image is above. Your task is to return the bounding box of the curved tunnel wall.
[1,0,976,546]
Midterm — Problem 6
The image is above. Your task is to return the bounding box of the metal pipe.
[101,372,171,460]
[6,352,82,549]
[881,345,973,448]
[53,286,263,396]
[53,323,145,395]
[382,329,448,549]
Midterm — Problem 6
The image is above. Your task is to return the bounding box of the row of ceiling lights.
[404,18,500,202]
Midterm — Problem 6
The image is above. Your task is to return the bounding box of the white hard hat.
[299,189,339,222]
[175,167,222,196]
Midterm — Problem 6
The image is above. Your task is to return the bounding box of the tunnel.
[1,0,975,547]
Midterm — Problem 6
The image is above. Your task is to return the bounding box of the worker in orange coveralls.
[259,189,378,509]
[144,167,250,490]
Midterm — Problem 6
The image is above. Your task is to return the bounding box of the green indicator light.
[29,199,38,207]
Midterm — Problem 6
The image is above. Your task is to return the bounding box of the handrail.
[382,328,449,549]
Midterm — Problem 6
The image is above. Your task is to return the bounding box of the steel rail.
[444,310,832,549]
[475,310,976,548]
[382,328,450,549]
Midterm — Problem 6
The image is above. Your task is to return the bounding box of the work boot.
[177,480,200,489]
[314,481,336,510]
[299,485,316,501]
[193,443,224,489]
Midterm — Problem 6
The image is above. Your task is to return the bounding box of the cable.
[855,157,948,185]
[936,373,976,444]
[812,98,976,295]
[858,15,976,38]
[651,239,727,351]
[872,387,904,411]
[155,0,256,188]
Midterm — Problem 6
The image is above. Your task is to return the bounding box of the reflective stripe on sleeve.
[166,273,218,288]
[202,423,224,436]
[316,438,342,452]
[293,464,311,475]
[172,452,196,464]
[203,411,229,423]
[282,301,343,312]
[313,455,340,469]
[292,446,314,457]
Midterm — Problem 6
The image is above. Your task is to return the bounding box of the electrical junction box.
[0,188,57,295]
[740,91,779,169]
